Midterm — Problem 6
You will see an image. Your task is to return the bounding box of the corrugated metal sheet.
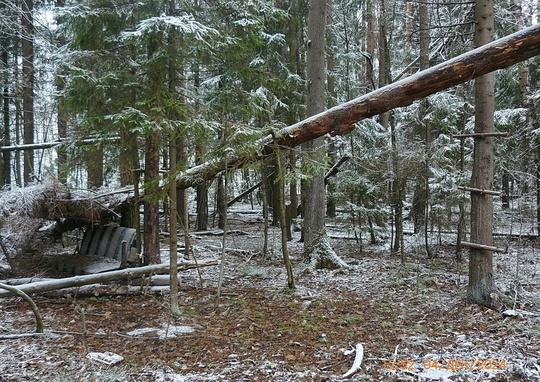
[80,225,137,261]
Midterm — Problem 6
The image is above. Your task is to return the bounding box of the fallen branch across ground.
[0,259,219,298]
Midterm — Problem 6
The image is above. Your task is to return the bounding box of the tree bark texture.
[468,0,496,307]
[2,36,11,187]
[173,24,540,191]
[143,132,161,265]
[303,0,327,259]
[169,129,181,318]
[411,0,431,237]
[21,0,34,185]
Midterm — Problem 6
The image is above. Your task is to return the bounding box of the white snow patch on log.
[86,351,124,365]
[125,324,195,339]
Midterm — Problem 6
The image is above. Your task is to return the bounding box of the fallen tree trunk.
[174,24,540,189]
[0,259,218,297]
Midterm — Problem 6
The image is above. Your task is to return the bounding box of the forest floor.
[1,209,539,381]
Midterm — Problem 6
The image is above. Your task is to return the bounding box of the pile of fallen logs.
[0,258,218,298]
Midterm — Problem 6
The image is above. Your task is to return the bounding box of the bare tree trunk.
[14,94,21,187]
[303,0,346,269]
[143,132,161,265]
[86,145,103,189]
[275,148,294,288]
[303,0,328,261]
[390,116,403,256]
[169,130,181,318]
[21,0,34,185]
[195,140,209,231]
[468,0,496,307]
[456,108,469,262]
[326,0,337,219]
[118,130,138,228]
[502,170,511,209]
[55,0,67,185]
[261,162,269,255]
[412,0,431,251]
[176,137,187,228]
[365,0,376,90]
[216,174,226,230]
[1,42,10,187]
[267,158,280,226]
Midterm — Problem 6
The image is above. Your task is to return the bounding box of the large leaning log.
[0,259,218,297]
[174,24,540,189]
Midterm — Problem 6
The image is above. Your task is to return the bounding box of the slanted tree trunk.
[468,0,496,307]
[172,24,540,191]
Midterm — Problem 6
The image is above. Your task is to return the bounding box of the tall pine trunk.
[1,41,10,187]
[21,0,34,185]
[303,0,346,269]
[303,0,327,260]
[143,132,161,265]
[468,0,496,307]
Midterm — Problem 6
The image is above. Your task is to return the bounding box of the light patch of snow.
[125,327,157,337]
[416,368,455,381]
[86,351,124,366]
[125,324,195,339]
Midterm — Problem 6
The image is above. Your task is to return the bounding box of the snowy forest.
[1,0,540,381]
